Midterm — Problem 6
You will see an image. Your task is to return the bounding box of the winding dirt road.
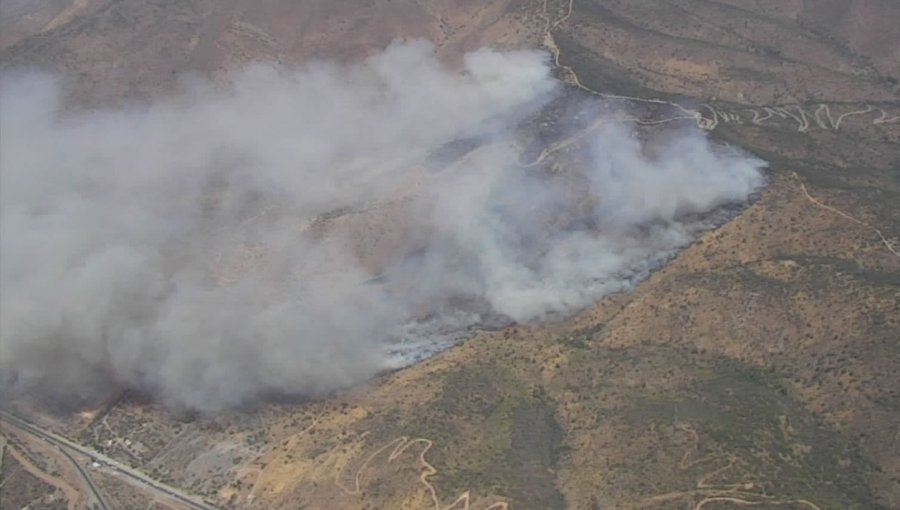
[337,435,508,510]
[635,423,824,510]
[539,0,900,136]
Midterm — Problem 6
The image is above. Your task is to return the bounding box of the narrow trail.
[336,436,508,510]
[792,172,899,258]
[243,411,323,502]
[693,496,822,510]
[638,424,823,510]
[539,0,587,92]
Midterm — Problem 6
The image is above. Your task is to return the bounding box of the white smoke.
[0,40,765,411]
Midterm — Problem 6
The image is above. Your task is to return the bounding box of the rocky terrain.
[1,1,898,509]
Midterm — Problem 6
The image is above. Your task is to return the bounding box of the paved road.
[56,442,112,510]
[0,410,221,510]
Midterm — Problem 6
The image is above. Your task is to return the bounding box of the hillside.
[1,1,898,510]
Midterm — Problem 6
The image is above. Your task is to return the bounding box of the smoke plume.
[0,40,765,411]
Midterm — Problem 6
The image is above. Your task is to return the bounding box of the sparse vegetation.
[3,0,899,509]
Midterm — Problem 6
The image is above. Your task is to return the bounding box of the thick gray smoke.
[0,40,765,411]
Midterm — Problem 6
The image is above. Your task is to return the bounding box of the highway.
[0,410,221,510]
[56,442,112,510]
